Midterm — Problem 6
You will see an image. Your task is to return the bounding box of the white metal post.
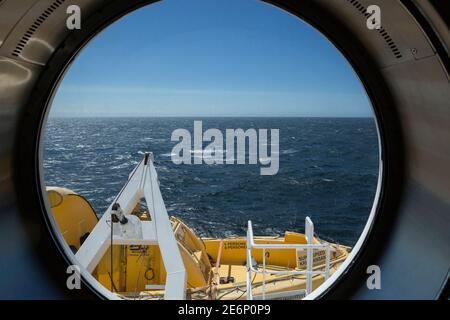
[262,248,266,300]
[144,155,186,299]
[305,216,314,295]
[246,221,253,300]
[325,245,331,280]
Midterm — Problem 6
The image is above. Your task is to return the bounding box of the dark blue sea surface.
[43,117,379,246]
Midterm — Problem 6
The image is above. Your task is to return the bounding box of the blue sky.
[50,0,373,117]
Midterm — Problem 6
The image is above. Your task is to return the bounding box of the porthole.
[38,0,386,300]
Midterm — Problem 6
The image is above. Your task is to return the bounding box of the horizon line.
[48,115,375,119]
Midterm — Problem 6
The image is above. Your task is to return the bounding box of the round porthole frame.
[14,0,405,300]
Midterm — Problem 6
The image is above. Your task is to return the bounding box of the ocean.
[43,117,379,246]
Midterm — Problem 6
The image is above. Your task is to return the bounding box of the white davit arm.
[75,153,186,300]
[144,156,186,299]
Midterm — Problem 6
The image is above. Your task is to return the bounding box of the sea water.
[43,117,379,246]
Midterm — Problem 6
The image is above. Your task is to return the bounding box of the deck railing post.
[262,248,266,300]
[325,244,331,280]
[305,217,314,295]
[246,221,253,300]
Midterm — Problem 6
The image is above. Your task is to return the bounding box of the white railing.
[246,217,331,300]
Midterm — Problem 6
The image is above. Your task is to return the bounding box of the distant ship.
[47,152,350,300]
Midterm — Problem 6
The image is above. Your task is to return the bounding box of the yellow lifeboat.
[47,153,351,300]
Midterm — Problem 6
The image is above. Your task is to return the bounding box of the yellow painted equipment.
[48,187,350,299]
